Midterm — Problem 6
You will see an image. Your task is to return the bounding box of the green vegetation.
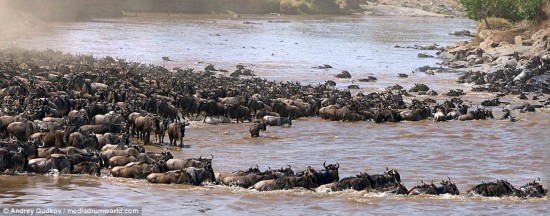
[460,0,545,25]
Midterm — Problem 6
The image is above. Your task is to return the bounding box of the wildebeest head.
[438,177,460,195]
[384,167,401,183]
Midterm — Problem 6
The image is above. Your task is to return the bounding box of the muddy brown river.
[2,14,549,215]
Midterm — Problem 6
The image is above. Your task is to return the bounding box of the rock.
[398,73,408,78]
[426,90,438,96]
[449,30,472,37]
[335,70,352,78]
[348,85,360,89]
[446,89,465,97]
[418,53,434,58]
[389,84,403,90]
[416,65,432,72]
[514,36,523,46]
[325,80,336,86]
[450,61,468,68]
[513,69,534,81]
[313,64,332,69]
[230,65,255,77]
[409,83,429,92]
[205,64,218,71]
[357,76,377,82]
[505,59,518,68]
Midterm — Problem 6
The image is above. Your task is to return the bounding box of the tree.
[460,0,545,25]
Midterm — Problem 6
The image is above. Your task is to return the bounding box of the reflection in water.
[3,15,549,214]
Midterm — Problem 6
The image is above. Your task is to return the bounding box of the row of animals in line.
[0,140,546,199]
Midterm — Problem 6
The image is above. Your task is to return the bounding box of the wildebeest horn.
[336,163,339,168]
[421,180,424,184]
[211,154,214,160]
[323,161,326,168]
[287,164,291,169]
[538,177,541,182]
[199,155,202,159]
[386,167,389,171]
[255,164,259,169]
[448,177,451,182]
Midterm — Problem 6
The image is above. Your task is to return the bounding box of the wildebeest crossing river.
[1,14,549,215]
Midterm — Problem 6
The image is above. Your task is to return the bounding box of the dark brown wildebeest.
[134,115,159,144]
[224,104,251,123]
[196,99,225,122]
[250,167,317,191]
[468,179,520,197]
[72,161,101,176]
[249,120,267,137]
[518,178,548,198]
[317,172,375,192]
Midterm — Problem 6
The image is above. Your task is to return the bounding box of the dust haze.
[0,0,43,45]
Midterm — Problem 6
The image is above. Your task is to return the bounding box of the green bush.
[460,0,545,23]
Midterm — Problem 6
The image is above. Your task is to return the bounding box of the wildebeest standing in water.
[167,121,190,147]
[249,120,267,137]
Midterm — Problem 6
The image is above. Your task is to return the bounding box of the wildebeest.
[196,99,225,122]
[101,148,140,167]
[108,155,138,168]
[407,179,461,195]
[7,121,36,141]
[318,172,375,192]
[166,155,215,183]
[134,115,159,144]
[67,132,99,151]
[467,179,520,197]
[250,167,317,191]
[79,123,127,135]
[311,162,340,186]
[249,121,267,137]
[220,173,275,188]
[262,115,292,126]
[0,146,28,173]
[166,121,189,147]
[156,118,169,144]
[224,104,251,123]
[146,170,193,184]
[91,112,125,125]
[110,161,165,179]
[368,167,402,189]
[27,155,73,174]
[518,178,548,198]
[157,101,180,122]
[72,161,101,176]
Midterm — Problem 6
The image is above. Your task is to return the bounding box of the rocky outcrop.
[441,26,550,96]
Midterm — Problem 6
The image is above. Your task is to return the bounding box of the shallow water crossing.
[3,14,549,214]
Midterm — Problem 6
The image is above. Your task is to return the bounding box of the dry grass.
[476,17,514,32]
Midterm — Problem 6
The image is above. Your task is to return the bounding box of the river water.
[3,14,549,215]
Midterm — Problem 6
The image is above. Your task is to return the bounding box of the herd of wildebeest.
[0,48,548,198]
